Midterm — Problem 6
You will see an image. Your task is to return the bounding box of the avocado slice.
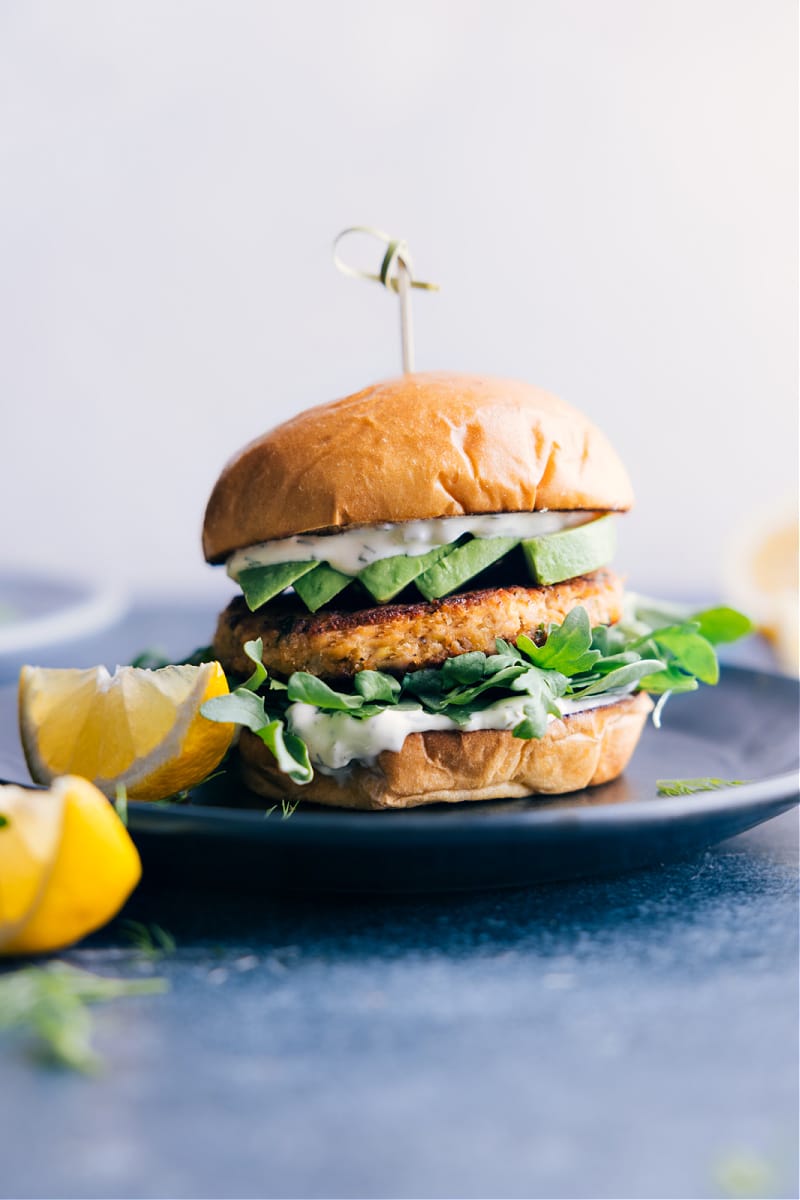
[293,562,353,612]
[238,561,316,611]
[358,543,457,603]
[416,536,519,600]
[522,514,616,586]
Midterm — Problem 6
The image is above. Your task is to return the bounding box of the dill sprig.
[120,920,176,959]
[0,962,167,1073]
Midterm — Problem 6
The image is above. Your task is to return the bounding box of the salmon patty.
[213,569,624,680]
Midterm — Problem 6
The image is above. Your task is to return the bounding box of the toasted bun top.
[203,372,634,562]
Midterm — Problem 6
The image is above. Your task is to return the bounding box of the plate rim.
[126,663,799,834]
[0,570,128,655]
[126,767,799,836]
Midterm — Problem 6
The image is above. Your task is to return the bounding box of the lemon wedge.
[0,776,141,955]
[19,662,235,800]
[722,501,799,675]
[0,783,64,946]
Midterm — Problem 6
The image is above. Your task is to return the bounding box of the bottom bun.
[238,693,654,811]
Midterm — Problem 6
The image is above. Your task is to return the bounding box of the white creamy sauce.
[287,689,635,773]
[227,511,598,579]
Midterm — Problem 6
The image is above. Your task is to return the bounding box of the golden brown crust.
[202,372,634,562]
[237,693,653,810]
[213,570,624,680]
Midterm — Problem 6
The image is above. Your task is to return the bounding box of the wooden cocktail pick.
[333,226,440,373]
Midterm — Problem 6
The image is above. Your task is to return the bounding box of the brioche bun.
[203,372,634,562]
[237,693,653,811]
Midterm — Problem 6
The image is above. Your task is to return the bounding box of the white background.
[0,0,796,604]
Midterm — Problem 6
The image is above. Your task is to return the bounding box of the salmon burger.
[199,373,737,809]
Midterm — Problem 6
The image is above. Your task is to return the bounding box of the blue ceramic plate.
[1,665,797,892]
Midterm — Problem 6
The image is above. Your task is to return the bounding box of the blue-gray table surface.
[0,601,797,1200]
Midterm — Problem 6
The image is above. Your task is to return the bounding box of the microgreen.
[263,797,301,819]
[636,665,700,694]
[692,607,754,645]
[201,645,312,785]
[567,659,666,699]
[354,670,402,704]
[647,624,719,685]
[255,721,312,784]
[512,688,563,739]
[517,607,602,675]
[624,597,753,646]
[202,688,272,731]
[287,674,369,712]
[242,639,269,691]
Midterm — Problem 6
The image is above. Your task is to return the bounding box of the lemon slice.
[0,776,141,955]
[19,662,235,801]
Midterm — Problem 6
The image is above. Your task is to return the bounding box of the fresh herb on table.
[0,962,167,1073]
[120,920,176,959]
[657,778,747,797]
